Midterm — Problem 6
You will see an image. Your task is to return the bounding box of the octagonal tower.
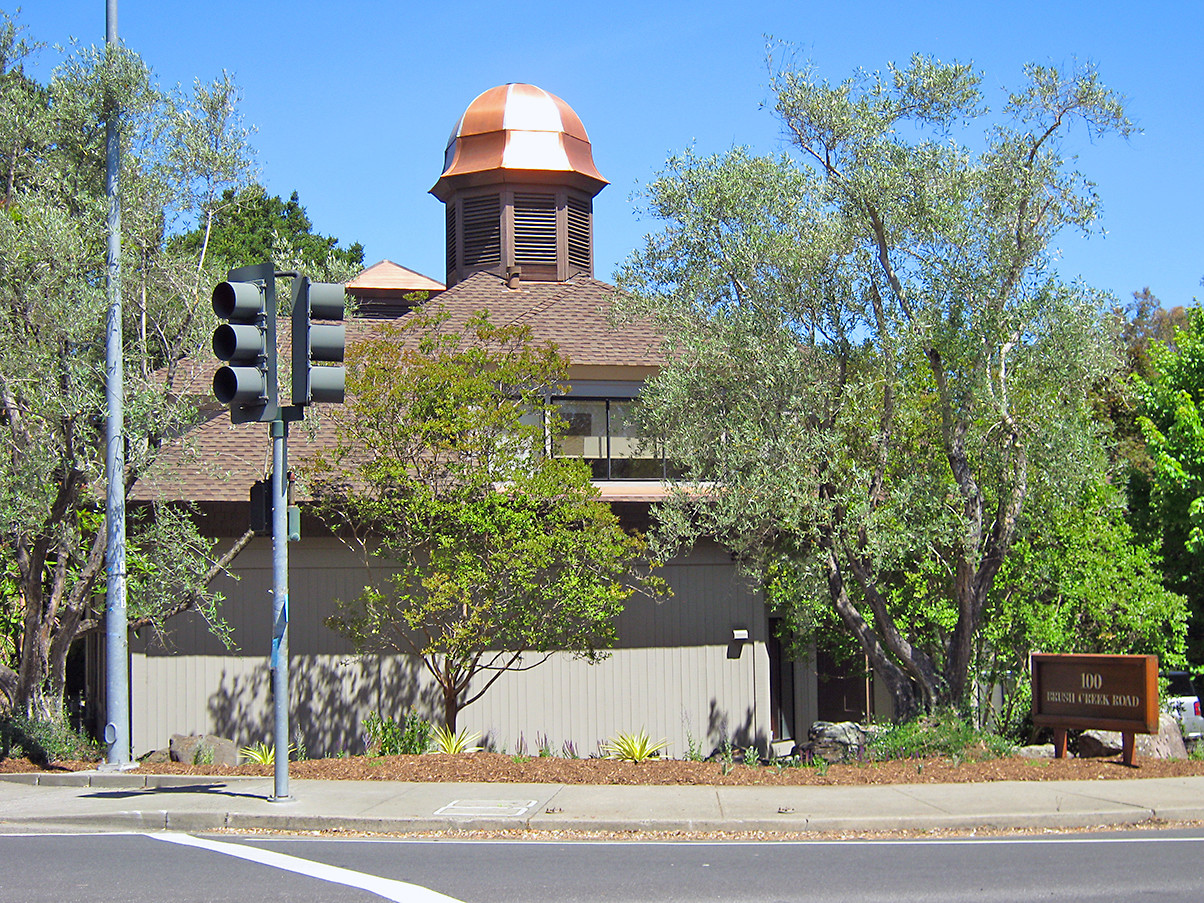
[431,84,608,288]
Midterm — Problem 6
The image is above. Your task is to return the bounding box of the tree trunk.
[14,590,56,721]
[822,544,923,722]
[441,686,459,733]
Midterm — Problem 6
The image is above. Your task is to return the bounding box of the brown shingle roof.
[419,272,663,372]
[134,274,665,504]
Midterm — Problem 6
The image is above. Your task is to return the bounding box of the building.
[129,84,867,759]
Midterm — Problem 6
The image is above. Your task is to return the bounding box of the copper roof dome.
[431,84,608,201]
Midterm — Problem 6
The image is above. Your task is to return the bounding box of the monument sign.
[1031,653,1158,766]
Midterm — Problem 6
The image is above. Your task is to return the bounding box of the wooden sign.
[1031,653,1158,766]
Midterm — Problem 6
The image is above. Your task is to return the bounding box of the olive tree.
[0,13,254,720]
[619,56,1134,718]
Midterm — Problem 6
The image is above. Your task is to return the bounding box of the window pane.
[553,400,607,476]
[609,401,658,469]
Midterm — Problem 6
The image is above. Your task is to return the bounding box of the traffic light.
[212,263,277,422]
[291,276,345,405]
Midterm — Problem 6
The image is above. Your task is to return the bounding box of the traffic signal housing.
[212,263,278,422]
[291,276,345,405]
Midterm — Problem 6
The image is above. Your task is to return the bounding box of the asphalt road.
[3,830,1204,902]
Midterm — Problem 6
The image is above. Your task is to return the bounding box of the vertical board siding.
[131,538,776,758]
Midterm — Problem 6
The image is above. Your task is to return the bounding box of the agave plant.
[238,741,296,765]
[429,725,483,754]
[602,730,668,762]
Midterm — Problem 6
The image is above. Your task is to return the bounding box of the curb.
[2,807,1193,837]
[0,772,262,789]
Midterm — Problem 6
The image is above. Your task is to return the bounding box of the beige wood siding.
[130,538,781,759]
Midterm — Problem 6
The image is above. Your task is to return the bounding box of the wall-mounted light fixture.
[731,627,749,643]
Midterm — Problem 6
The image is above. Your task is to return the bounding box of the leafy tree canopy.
[309,307,662,730]
[1137,307,1204,661]
[619,53,1136,719]
[0,10,254,720]
[170,184,364,283]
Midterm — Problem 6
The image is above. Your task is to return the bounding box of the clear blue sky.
[17,1,1204,307]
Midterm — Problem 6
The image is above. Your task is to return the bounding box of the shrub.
[363,712,432,756]
[238,741,297,765]
[867,711,1013,762]
[0,714,102,765]
[602,730,668,762]
[429,725,483,754]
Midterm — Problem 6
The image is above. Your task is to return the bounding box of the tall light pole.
[103,0,131,769]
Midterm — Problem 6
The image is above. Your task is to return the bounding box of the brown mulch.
[4,751,1204,785]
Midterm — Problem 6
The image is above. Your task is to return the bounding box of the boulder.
[1076,714,1188,760]
[804,721,867,764]
[1017,744,1055,758]
[1076,730,1123,758]
[169,733,239,766]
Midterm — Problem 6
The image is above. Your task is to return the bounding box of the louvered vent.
[445,204,457,272]
[567,195,591,271]
[513,193,557,266]
[462,195,501,266]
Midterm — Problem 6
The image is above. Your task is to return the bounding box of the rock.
[0,665,15,713]
[169,733,239,766]
[1077,730,1123,758]
[1017,744,1055,758]
[1076,714,1188,760]
[138,747,172,764]
[804,721,867,764]
[1139,713,1189,759]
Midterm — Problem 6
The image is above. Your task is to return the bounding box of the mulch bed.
[4,751,1204,785]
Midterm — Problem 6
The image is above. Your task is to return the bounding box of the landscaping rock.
[169,733,239,766]
[1076,731,1123,758]
[1017,744,1055,758]
[1076,714,1188,760]
[138,747,172,764]
[803,721,867,763]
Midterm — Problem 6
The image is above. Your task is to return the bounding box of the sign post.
[1031,653,1159,766]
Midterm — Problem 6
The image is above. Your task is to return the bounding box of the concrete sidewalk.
[2,770,1203,836]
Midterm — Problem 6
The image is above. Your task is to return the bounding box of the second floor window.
[552,398,675,480]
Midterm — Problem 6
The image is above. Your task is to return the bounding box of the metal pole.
[269,417,292,800]
[103,0,131,768]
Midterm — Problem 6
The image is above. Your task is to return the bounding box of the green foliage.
[977,483,1187,732]
[0,713,102,765]
[602,730,668,762]
[683,728,705,762]
[239,741,274,765]
[169,184,363,281]
[429,725,483,755]
[867,712,1013,762]
[311,306,662,730]
[620,53,1132,718]
[193,741,215,765]
[238,741,297,765]
[363,712,432,756]
[0,11,249,721]
[1136,308,1204,662]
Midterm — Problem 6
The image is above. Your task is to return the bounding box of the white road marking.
[149,832,466,902]
[433,799,537,818]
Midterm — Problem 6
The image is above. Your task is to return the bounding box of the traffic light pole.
[269,417,291,802]
[211,263,344,802]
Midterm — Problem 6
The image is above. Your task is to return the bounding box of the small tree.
[310,307,659,731]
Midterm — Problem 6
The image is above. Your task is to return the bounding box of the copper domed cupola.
[431,84,608,287]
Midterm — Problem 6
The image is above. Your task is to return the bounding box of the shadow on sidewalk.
[82,783,266,801]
